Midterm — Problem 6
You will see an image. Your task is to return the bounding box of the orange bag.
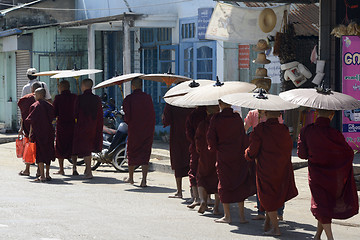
[16,136,27,158]
[23,141,36,164]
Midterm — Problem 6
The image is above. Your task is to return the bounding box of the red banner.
[238,45,250,69]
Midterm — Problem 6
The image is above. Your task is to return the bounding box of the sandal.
[72,170,79,176]
[19,171,30,176]
[46,176,52,181]
[33,177,46,183]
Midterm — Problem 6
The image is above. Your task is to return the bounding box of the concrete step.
[0,133,17,144]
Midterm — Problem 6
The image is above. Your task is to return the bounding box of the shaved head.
[265,110,281,119]
[31,82,42,93]
[317,109,335,119]
[35,88,46,100]
[59,80,70,91]
[81,78,93,90]
[131,77,142,90]
[218,99,231,110]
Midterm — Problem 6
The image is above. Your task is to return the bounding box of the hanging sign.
[342,35,360,151]
[238,45,250,69]
[198,8,213,40]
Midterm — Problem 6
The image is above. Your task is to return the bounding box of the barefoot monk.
[72,79,103,179]
[122,78,155,187]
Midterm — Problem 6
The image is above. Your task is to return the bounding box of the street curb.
[0,137,17,144]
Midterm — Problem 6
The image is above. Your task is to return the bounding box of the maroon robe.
[53,90,77,159]
[195,114,218,194]
[162,103,193,177]
[186,106,207,186]
[207,108,256,203]
[123,89,155,166]
[25,100,55,165]
[298,117,359,223]
[18,93,36,137]
[245,118,298,212]
[72,89,103,158]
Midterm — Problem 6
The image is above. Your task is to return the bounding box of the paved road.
[0,142,359,240]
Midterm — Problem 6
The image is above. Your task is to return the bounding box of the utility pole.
[123,16,132,97]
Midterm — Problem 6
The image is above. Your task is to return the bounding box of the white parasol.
[171,79,256,108]
[141,73,191,87]
[33,70,64,76]
[94,73,144,89]
[50,69,103,79]
[279,88,360,110]
[221,89,299,111]
[163,79,214,105]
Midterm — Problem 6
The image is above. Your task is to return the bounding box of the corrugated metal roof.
[239,2,319,36]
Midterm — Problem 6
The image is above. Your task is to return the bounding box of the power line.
[0,0,192,12]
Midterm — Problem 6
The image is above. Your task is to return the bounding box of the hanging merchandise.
[312,60,326,86]
[281,61,312,88]
[310,45,318,64]
[253,52,271,64]
[258,8,277,33]
[273,10,287,56]
[252,68,272,91]
[253,39,271,52]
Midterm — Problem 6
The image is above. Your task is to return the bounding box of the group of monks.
[16,70,358,239]
[162,97,358,238]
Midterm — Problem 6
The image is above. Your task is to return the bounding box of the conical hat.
[253,53,271,64]
[253,39,271,52]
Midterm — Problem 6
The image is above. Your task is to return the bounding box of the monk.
[53,80,77,175]
[185,106,207,206]
[18,82,42,176]
[162,103,193,198]
[244,109,285,220]
[25,88,55,182]
[207,100,256,224]
[298,109,359,240]
[72,79,103,179]
[122,78,155,187]
[245,110,298,236]
[195,105,220,214]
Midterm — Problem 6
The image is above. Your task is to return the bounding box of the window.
[196,46,213,80]
[181,23,196,39]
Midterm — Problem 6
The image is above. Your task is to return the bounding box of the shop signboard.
[238,45,250,69]
[342,35,360,151]
[198,8,213,40]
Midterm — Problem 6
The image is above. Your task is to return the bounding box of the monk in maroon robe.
[18,82,42,176]
[72,79,103,179]
[25,88,55,182]
[207,100,256,224]
[53,80,77,175]
[123,78,155,187]
[162,103,193,197]
[245,111,298,236]
[185,106,207,206]
[298,109,359,240]
[195,105,220,214]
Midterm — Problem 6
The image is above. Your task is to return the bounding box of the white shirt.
[21,79,52,100]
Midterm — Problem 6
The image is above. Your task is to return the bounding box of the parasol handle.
[75,76,80,95]
[57,79,60,94]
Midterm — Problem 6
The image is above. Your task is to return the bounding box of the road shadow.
[58,175,125,185]
[125,185,175,194]
[230,219,316,240]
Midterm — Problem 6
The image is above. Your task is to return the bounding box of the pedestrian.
[122,78,155,187]
[297,109,359,240]
[207,100,256,224]
[72,79,103,179]
[53,80,77,175]
[195,105,220,215]
[162,103,193,198]
[244,108,285,220]
[185,106,207,206]
[21,68,52,101]
[18,82,42,177]
[245,110,298,236]
[25,88,55,182]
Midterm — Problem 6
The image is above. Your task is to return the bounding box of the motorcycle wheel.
[91,154,102,171]
[112,147,139,172]
[67,159,85,165]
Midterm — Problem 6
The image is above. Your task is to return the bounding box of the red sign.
[238,45,250,69]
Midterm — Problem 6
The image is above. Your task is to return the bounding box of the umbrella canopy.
[221,90,299,111]
[164,79,214,105]
[171,80,256,108]
[50,69,103,79]
[279,88,360,110]
[94,73,145,89]
[33,70,64,76]
[141,73,191,86]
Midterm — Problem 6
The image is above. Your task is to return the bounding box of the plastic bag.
[16,136,27,158]
[23,141,36,164]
